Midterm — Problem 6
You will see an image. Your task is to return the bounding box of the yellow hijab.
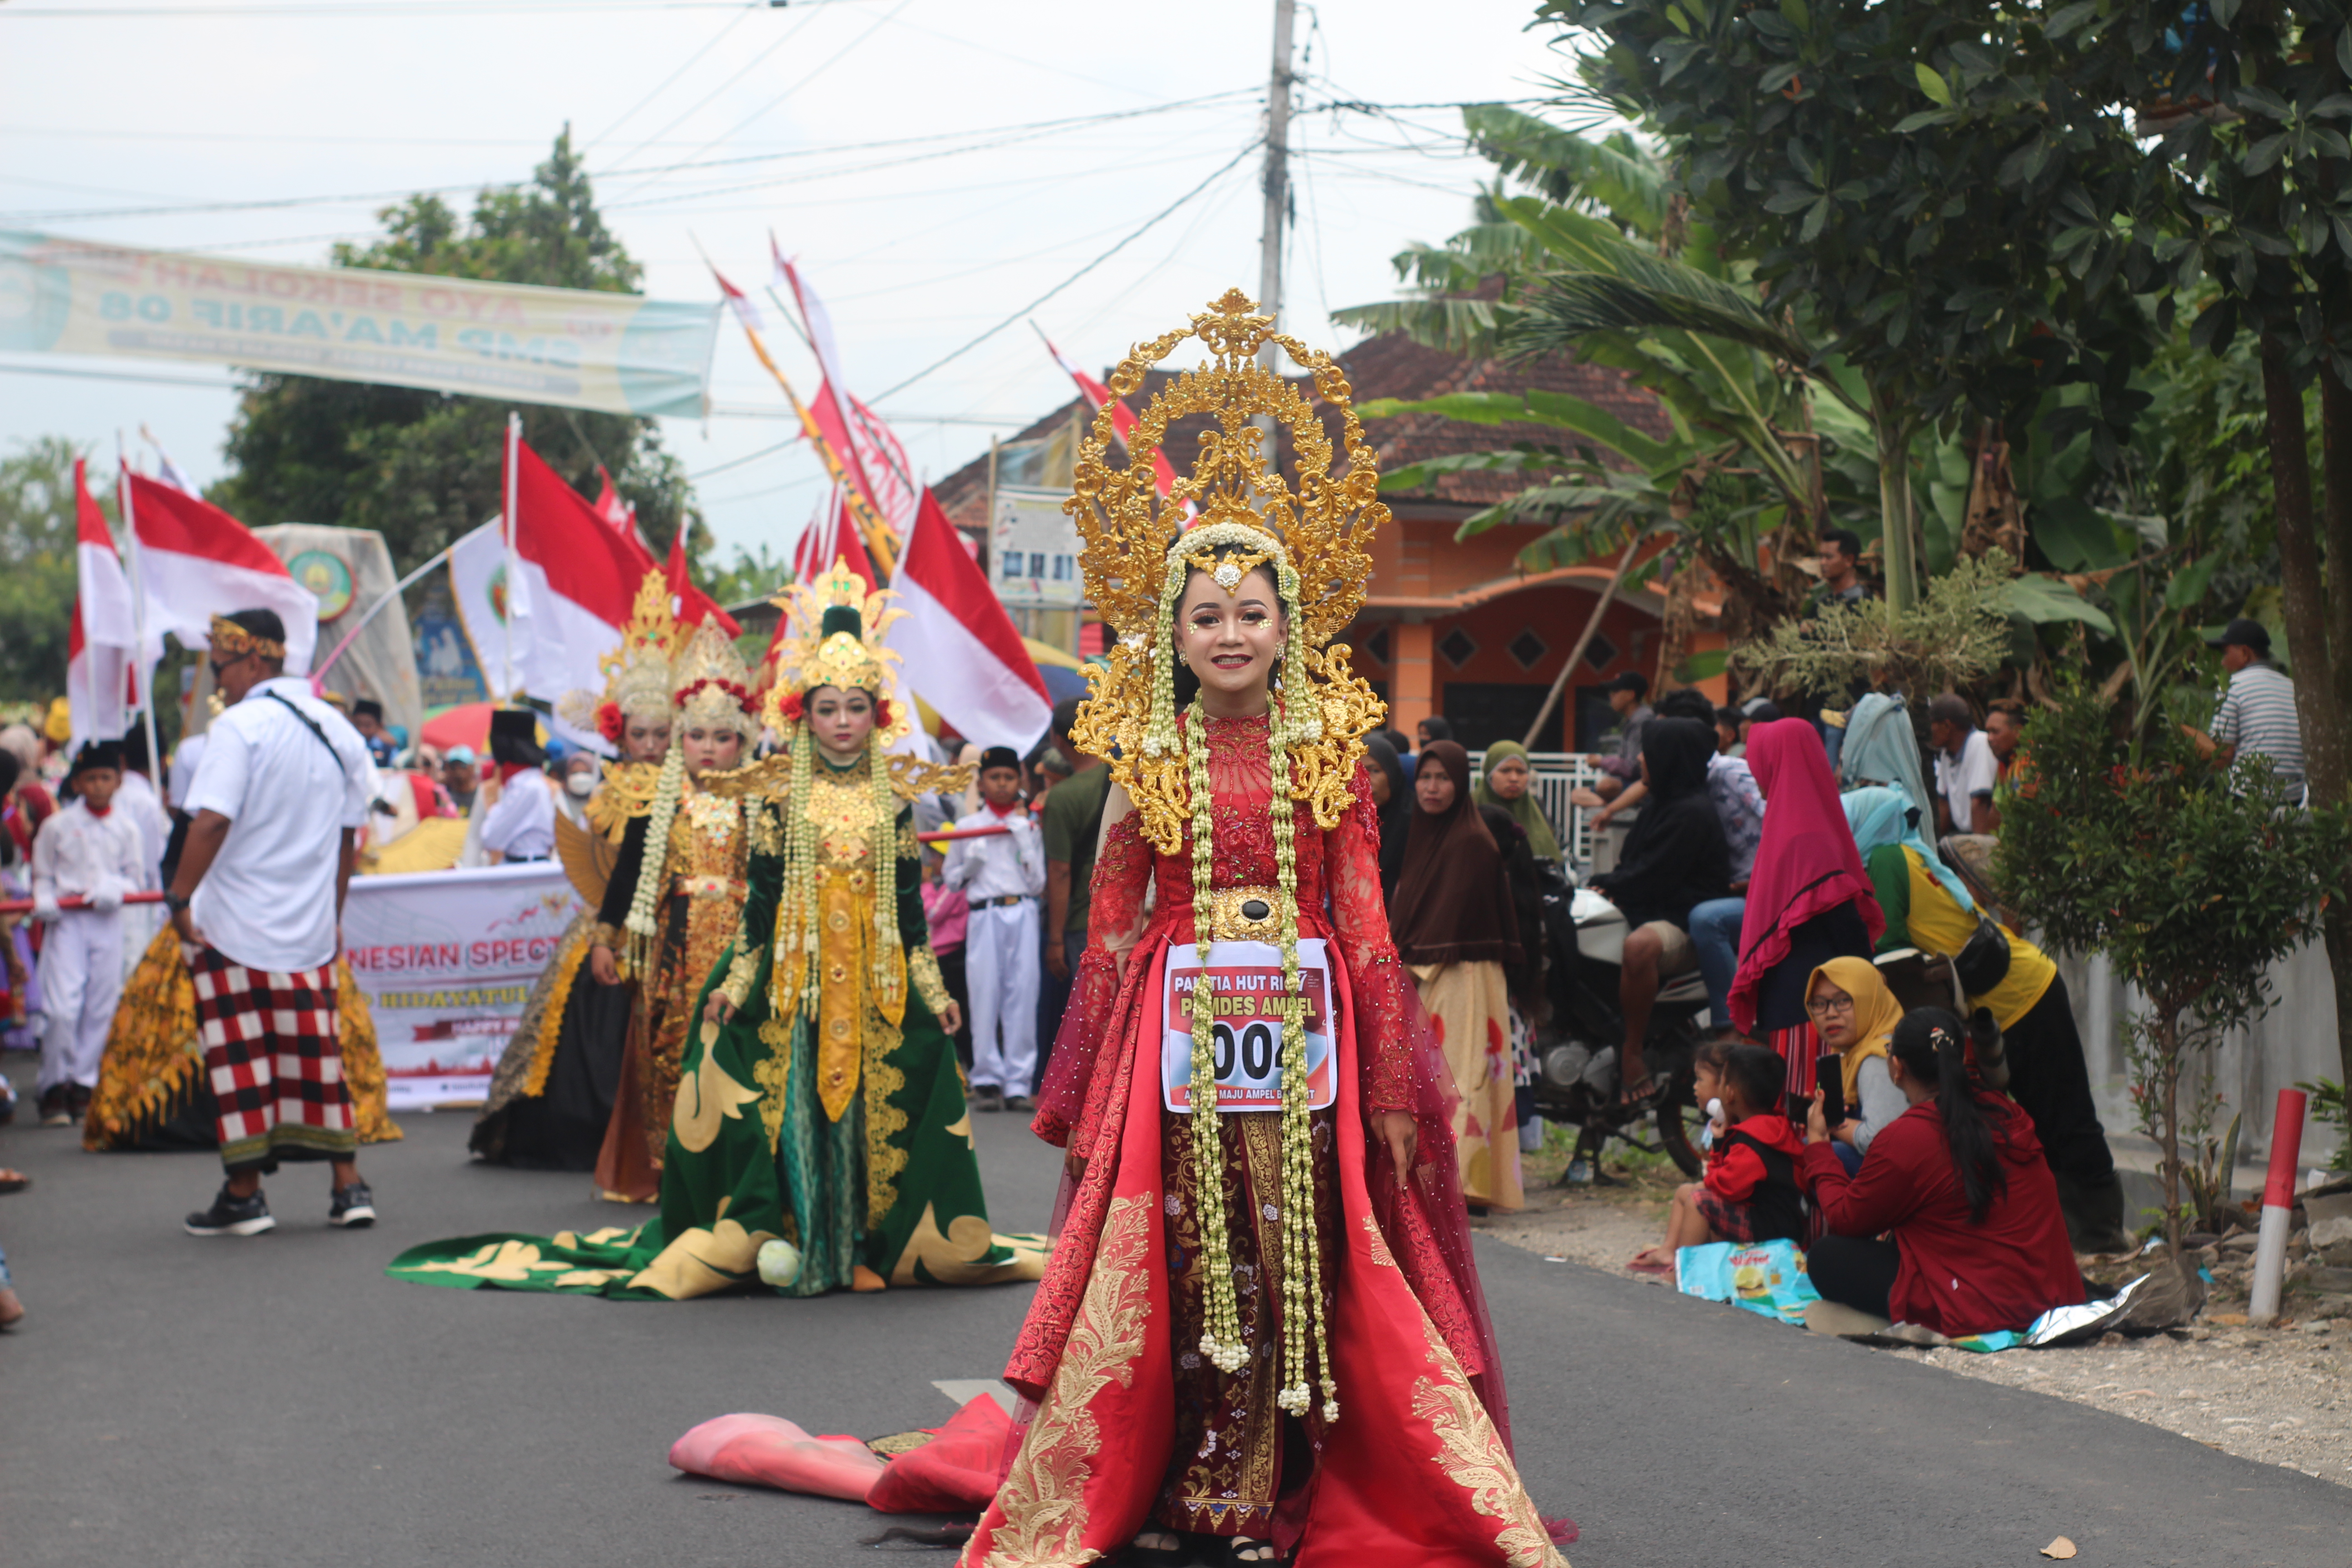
[1807,956,1904,1103]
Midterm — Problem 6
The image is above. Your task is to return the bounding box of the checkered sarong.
[193,946,355,1172]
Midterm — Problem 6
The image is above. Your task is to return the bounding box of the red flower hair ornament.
[777,691,805,724]
[596,701,625,743]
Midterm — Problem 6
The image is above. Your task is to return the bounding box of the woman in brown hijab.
[1389,740,1524,1211]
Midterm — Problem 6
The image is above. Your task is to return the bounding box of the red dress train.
[960,714,1568,1567]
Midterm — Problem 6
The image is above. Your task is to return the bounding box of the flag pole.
[309,541,457,689]
[116,434,166,799]
[503,412,521,702]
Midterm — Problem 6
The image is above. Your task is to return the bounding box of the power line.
[582,4,758,152]
[870,136,1264,406]
[0,93,1254,224]
[595,5,822,175]
[608,0,911,199]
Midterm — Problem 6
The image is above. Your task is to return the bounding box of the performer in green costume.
[387,563,1044,1299]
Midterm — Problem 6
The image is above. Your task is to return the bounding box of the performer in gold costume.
[586,614,763,1202]
[387,566,1044,1299]
[469,567,680,1173]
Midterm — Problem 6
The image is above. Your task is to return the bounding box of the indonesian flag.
[775,243,919,540]
[1044,331,1182,501]
[590,464,655,554]
[712,265,763,332]
[884,489,1050,752]
[67,458,139,746]
[449,437,655,750]
[666,526,740,637]
[123,470,318,675]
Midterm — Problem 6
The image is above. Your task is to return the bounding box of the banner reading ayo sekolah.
[0,230,720,417]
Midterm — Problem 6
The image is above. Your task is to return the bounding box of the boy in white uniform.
[940,745,1045,1111]
[32,740,147,1126]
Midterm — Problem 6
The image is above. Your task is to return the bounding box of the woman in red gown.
[960,292,1568,1568]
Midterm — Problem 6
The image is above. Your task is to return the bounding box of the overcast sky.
[0,0,1573,562]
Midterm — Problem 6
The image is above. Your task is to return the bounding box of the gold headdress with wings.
[768,559,910,748]
[1067,289,1388,855]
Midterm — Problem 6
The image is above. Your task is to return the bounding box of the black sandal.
[1221,1539,1284,1566]
[1615,1074,1662,1112]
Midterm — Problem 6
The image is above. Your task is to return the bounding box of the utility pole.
[1257,0,1295,372]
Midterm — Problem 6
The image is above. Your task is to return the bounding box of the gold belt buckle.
[1201,885,1284,943]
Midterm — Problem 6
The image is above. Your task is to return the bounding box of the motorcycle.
[1529,867,1712,1180]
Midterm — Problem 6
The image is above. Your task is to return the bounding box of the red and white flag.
[450,436,656,749]
[885,490,1051,752]
[1043,331,1182,502]
[67,458,140,745]
[775,243,919,540]
[666,525,740,637]
[712,264,764,333]
[122,470,319,675]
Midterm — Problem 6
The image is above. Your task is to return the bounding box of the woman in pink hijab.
[1729,719,1883,1095]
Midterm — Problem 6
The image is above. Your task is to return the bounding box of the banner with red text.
[0,230,720,417]
[343,862,583,1109]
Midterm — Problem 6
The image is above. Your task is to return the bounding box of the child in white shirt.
[940,745,1045,1109]
[32,740,147,1125]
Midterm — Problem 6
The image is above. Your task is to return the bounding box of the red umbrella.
[421,702,495,753]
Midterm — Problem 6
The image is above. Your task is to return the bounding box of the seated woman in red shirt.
[1802,1008,2084,1337]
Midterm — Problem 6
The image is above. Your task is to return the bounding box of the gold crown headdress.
[1063,291,1390,1428]
[557,567,680,745]
[768,559,910,748]
[671,620,759,740]
[1068,288,1387,854]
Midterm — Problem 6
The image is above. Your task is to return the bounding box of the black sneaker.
[66,1083,91,1122]
[971,1086,1005,1112]
[185,1185,275,1237]
[328,1182,377,1229]
[1004,1093,1035,1113]
[37,1087,70,1128]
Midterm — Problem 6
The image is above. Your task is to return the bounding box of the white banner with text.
[343,862,583,1111]
[0,230,720,417]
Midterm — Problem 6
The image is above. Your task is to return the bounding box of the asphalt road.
[2,1065,2346,1567]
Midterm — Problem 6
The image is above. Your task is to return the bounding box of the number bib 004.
[1161,939,1337,1113]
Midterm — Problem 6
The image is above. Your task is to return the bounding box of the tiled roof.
[926,331,1669,524]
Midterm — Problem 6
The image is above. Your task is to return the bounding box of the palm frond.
[1460,106,1668,237]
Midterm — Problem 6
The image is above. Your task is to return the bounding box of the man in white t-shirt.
[477,709,556,864]
[1928,693,1999,838]
[166,610,379,1239]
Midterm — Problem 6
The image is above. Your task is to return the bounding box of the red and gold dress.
[965,711,1567,1567]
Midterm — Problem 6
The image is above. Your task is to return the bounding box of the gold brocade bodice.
[669,789,750,901]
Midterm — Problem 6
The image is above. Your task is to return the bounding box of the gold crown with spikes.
[556,567,680,740]
[671,619,759,739]
[1065,289,1388,853]
[768,559,909,746]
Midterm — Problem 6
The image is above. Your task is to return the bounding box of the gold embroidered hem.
[970,1195,1152,1567]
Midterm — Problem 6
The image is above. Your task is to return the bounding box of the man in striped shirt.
[2190,617,2305,799]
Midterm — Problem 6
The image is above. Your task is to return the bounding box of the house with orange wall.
[931,326,1727,752]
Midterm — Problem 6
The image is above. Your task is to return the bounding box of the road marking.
[933,1378,1017,1414]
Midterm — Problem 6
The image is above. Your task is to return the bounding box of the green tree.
[1553,0,2171,609]
[0,438,99,703]
[1996,682,2351,1255]
[2147,0,2352,1082]
[213,129,702,574]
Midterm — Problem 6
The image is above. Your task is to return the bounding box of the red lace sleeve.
[1031,809,1155,1149]
[1326,767,1415,1116]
